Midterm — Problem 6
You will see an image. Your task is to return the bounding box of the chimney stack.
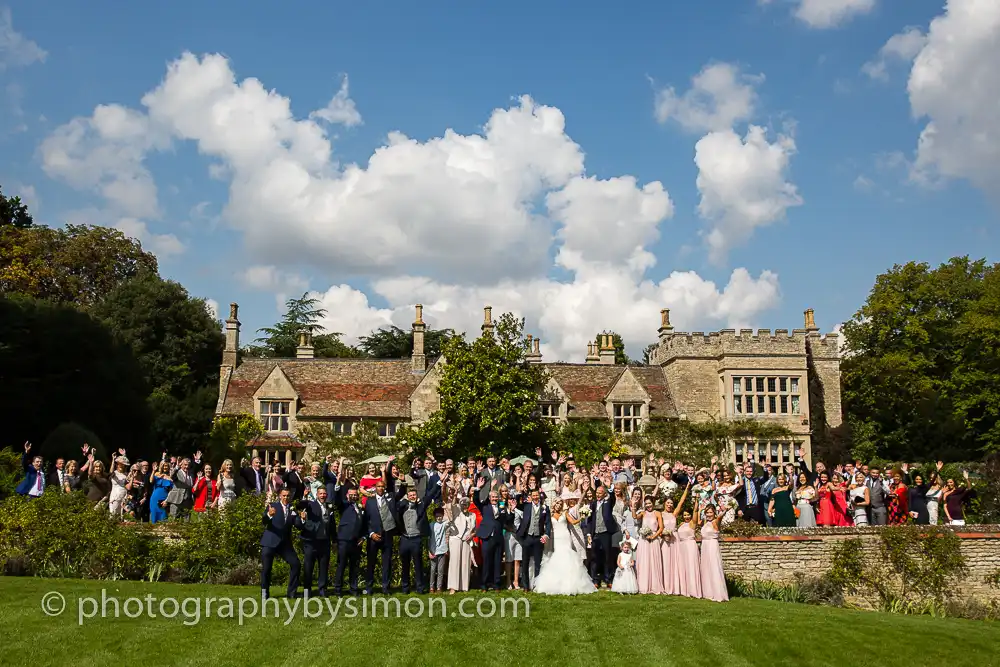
[804,308,819,331]
[526,335,543,364]
[296,326,315,359]
[481,306,494,337]
[411,304,426,373]
[599,333,616,365]
[658,308,674,341]
[585,341,600,364]
[222,302,240,368]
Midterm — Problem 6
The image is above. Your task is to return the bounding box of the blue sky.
[1,0,997,361]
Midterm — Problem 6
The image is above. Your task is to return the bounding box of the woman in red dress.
[192,463,217,512]
[830,474,853,526]
[358,463,381,507]
[888,469,909,524]
[815,472,836,526]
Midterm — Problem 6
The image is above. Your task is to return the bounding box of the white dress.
[612,552,638,594]
[532,513,597,596]
[566,506,587,562]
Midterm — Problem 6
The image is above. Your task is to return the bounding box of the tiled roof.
[248,434,307,449]
[541,364,677,419]
[542,364,625,418]
[220,357,426,418]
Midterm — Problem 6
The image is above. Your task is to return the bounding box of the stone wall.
[719,527,1000,599]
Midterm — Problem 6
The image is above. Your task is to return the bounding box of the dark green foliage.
[0,296,151,457]
[39,423,106,464]
[358,324,455,358]
[0,185,32,229]
[842,257,1000,460]
[248,293,362,358]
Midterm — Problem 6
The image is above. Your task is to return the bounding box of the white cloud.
[114,217,185,258]
[695,126,803,263]
[309,75,362,127]
[862,27,927,81]
[0,8,46,70]
[654,63,761,133]
[41,51,787,360]
[40,104,169,218]
[9,182,38,212]
[853,175,874,192]
[792,0,876,29]
[908,0,1000,199]
[240,265,309,295]
[205,298,219,320]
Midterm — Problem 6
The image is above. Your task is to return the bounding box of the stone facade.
[216,303,841,464]
[720,529,1000,600]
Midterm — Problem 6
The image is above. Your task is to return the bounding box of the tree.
[249,293,362,358]
[0,185,33,229]
[552,420,618,469]
[431,312,548,460]
[642,342,658,365]
[206,414,264,467]
[358,325,455,358]
[624,418,792,468]
[92,274,224,455]
[842,257,1000,461]
[0,224,157,307]
[0,296,151,459]
[300,420,399,463]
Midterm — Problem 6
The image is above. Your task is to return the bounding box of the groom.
[586,485,618,588]
[517,488,551,590]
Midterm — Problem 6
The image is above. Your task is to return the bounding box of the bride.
[532,496,597,595]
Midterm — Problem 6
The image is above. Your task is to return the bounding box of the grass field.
[0,577,995,666]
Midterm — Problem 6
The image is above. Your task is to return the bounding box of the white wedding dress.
[532,513,597,596]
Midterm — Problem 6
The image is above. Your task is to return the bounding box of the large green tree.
[0,296,151,459]
[842,257,1000,461]
[0,185,33,229]
[595,331,640,365]
[93,274,224,456]
[358,325,455,358]
[0,224,158,307]
[424,312,548,459]
[249,293,363,358]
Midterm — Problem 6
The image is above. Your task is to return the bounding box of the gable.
[253,365,299,401]
[605,367,650,404]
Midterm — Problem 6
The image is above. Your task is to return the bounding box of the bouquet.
[577,505,592,519]
[658,480,678,496]
[639,526,653,538]
[718,496,737,513]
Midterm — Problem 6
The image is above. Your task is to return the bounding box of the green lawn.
[0,577,993,666]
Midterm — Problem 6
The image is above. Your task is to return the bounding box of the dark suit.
[300,499,335,596]
[585,495,619,585]
[516,501,552,589]
[46,467,64,490]
[283,470,305,502]
[396,481,437,594]
[473,492,511,590]
[735,474,768,525]
[475,467,507,504]
[363,476,401,594]
[241,466,266,495]
[260,501,301,598]
[322,464,339,500]
[332,485,366,595]
[15,452,45,497]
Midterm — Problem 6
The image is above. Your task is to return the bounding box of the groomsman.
[516,488,551,590]
[332,483,366,596]
[586,485,618,588]
[363,460,400,594]
[299,486,335,597]
[260,489,301,599]
[473,477,510,591]
[476,456,507,504]
[396,477,438,594]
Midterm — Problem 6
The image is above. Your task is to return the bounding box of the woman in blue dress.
[149,461,174,523]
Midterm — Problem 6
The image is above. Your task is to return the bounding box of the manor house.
[215,304,842,467]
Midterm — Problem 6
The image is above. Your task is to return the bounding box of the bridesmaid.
[698,504,729,602]
[661,480,691,595]
[767,473,796,527]
[635,495,664,594]
[677,503,703,599]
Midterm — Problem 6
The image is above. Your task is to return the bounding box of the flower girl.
[612,539,639,594]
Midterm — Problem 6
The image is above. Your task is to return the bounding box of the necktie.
[747,477,757,504]
[255,472,261,493]
[36,474,42,493]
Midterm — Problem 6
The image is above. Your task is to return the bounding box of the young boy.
[428,506,449,593]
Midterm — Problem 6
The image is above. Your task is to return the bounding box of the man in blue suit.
[473,477,511,591]
[299,486,335,597]
[363,460,400,594]
[516,488,551,590]
[585,484,619,588]
[15,442,45,498]
[260,488,301,599]
[331,482,366,596]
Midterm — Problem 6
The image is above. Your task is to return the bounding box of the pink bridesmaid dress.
[635,511,664,594]
[699,522,729,602]
[676,521,702,598]
[660,512,681,595]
